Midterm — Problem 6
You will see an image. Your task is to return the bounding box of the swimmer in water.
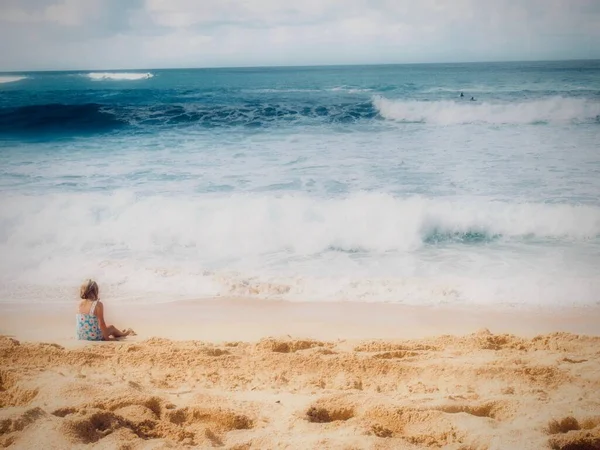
[460,92,464,98]
[470,96,475,101]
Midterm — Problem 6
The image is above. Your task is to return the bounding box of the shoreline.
[1,297,599,345]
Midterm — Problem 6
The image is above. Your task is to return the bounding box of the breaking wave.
[0,103,125,134]
[1,192,598,304]
[0,76,27,84]
[1,192,598,259]
[86,72,153,81]
[0,101,377,134]
[373,96,600,124]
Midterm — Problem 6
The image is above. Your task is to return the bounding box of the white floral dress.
[76,300,103,341]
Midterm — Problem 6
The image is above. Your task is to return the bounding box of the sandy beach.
[1,300,599,449]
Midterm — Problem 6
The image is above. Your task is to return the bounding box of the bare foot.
[123,328,137,336]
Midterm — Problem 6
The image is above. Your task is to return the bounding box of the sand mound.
[363,405,467,448]
[0,407,47,435]
[548,429,600,450]
[0,370,38,408]
[434,400,514,421]
[545,416,600,449]
[255,337,328,353]
[114,404,158,423]
[1,331,599,448]
[164,406,253,430]
[54,400,254,446]
[354,340,439,352]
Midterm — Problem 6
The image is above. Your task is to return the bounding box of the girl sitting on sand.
[76,279,135,341]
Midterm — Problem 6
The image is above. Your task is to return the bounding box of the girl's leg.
[106,325,134,338]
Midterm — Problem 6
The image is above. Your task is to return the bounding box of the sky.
[1,0,599,71]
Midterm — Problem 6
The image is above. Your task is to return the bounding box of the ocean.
[0,60,599,307]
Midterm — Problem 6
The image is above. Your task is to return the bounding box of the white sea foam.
[329,86,373,93]
[0,192,598,305]
[243,88,322,93]
[86,72,153,81]
[0,76,27,84]
[422,84,597,94]
[243,87,372,94]
[373,96,600,124]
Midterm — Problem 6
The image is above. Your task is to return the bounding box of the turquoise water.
[1,61,599,306]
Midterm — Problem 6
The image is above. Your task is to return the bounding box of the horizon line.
[1,57,599,74]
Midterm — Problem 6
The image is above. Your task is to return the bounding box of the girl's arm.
[95,301,112,340]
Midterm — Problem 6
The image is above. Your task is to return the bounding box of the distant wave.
[244,86,373,94]
[86,72,153,81]
[329,86,373,94]
[373,96,600,125]
[0,103,125,134]
[0,100,377,135]
[0,76,27,84]
[244,88,322,93]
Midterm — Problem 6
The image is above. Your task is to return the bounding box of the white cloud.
[1,0,104,26]
[0,0,598,70]
[144,0,358,27]
[44,0,103,26]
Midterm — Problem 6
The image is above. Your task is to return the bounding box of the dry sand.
[1,300,599,449]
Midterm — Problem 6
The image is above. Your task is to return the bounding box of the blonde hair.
[80,279,99,300]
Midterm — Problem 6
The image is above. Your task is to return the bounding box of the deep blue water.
[0,61,599,306]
